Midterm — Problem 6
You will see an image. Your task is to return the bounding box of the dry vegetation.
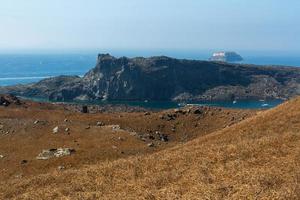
[0,97,299,199]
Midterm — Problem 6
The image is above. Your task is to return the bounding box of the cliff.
[1,53,300,102]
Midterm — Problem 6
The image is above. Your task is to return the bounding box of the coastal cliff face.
[1,54,300,102]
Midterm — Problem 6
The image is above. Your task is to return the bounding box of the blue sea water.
[0,51,298,109]
[0,54,96,86]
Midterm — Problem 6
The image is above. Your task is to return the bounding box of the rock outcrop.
[1,54,300,102]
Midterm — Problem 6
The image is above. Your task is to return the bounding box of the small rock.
[85,126,90,129]
[194,109,203,115]
[57,165,65,170]
[147,142,155,147]
[174,109,186,114]
[159,134,169,142]
[53,126,59,134]
[0,155,4,159]
[0,124,3,130]
[21,160,28,164]
[96,121,105,126]
[112,125,121,131]
[64,119,68,122]
[34,120,39,124]
[36,148,75,160]
[65,128,70,132]
[15,174,23,179]
[144,112,150,116]
[118,137,124,141]
[82,105,88,113]
[149,135,155,140]
[112,145,118,149]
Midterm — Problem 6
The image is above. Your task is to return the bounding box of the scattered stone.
[155,131,169,142]
[129,131,137,136]
[57,165,65,170]
[53,126,59,134]
[174,109,186,114]
[65,128,70,132]
[34,120,39,124]
[161,113,177,121]
[82,105,88,113]
[15,174,23,179]
[147,142,155,147]
[21,160,28,164]
[194,109,203,115]
[112,125,121,131]
[36,148,75,160]
[118,137,124,141]
[149,135,155,140]
[96,121,105,126]
[144,112,150,116]
[0,94,22,106]
[159,134,169,142]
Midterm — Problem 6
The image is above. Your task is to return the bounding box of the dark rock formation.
[1,54,300,102]
[0,94,22,106]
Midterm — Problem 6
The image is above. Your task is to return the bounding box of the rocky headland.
[1,53,300,102]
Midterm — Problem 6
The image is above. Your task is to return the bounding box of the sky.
[1,0,300,53]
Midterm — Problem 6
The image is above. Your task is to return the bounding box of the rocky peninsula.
[0,53,300,102]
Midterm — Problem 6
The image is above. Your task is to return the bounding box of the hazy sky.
[1,0,300,52]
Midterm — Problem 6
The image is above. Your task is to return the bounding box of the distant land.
[1,52,300,87]
[1,54,300,102]
[209,51,243,62]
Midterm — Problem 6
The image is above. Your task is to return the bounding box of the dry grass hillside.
[1,97,300,199]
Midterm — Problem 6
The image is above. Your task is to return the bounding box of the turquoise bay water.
[28,97,283,110]
[0,51,297,109]
[108,100,283,110]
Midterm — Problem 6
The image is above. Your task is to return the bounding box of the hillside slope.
[1,54,300,101]
[1,97,299,199]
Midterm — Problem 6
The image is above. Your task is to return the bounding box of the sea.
[0,50,299,109]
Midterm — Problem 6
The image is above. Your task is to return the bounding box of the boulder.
[96,121,105,126]
[147,142,155,147]
[36,148,75,160]
[53,126,59,134]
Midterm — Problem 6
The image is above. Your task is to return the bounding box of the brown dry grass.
[1,97,300,199]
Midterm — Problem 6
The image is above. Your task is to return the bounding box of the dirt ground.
[0,99,255,183]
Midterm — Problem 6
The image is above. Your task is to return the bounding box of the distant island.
[209,51,243,62]
[0,53,300,102]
